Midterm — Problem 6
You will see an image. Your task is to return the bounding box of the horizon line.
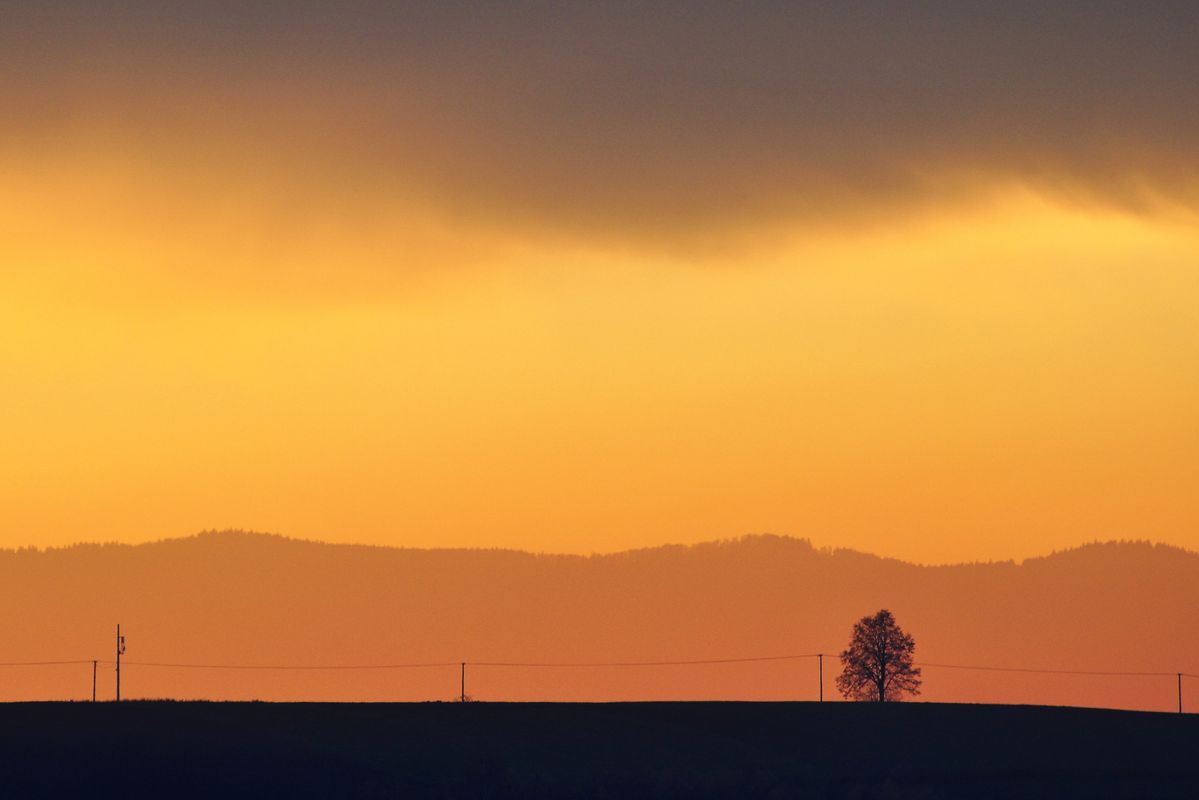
[2,529,1194,568]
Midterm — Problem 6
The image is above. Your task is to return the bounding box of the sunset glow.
[3,3,1198,564]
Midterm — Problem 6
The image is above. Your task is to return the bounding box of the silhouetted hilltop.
[0,533,1195,707]
[3,702,1197,799]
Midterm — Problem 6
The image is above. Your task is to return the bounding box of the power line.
[2,652,1196,712]
[916,662,1180,678]
[472,654,823,668]
[98,655,824,671]
[4,657,1194,676]
[118,660,458,670]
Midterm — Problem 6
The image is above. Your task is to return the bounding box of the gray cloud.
[4,1,1198,246]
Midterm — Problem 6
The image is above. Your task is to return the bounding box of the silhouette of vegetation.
[837,609,922,702]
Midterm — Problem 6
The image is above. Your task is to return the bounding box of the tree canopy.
[836,609,922,702]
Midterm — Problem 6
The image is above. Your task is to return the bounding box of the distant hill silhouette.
[1,532,1195,709]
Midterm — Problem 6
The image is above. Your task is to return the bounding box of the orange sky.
[2,3,1198,563]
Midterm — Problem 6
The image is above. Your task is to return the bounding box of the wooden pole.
[460,662,466,703]
[92,660,97,702]
[115,625,121,703]
[818,654,823,702]
[1179,673,1183,714]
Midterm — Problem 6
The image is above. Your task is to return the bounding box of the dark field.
[0,702,1195,799]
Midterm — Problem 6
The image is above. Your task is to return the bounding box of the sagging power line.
[3,646,1195,712]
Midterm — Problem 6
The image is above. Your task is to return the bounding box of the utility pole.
[92,660,97,702]
[460,662,466,703]
[1179,673,1183,714]
[818,654,823,702]
[115,625,126,702]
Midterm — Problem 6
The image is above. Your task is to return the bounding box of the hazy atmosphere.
[4,7,1199,798]
[3,2,1198,562]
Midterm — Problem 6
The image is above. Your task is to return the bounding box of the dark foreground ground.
[0,702,1195,799]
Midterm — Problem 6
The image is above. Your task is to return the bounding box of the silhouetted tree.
[836,609,921,702]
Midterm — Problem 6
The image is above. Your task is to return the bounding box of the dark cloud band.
[4,1,1197,245]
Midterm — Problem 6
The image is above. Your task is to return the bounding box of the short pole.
[818,654,823,702]
[460,662,466,703]
[1179,673,1183,714]
[92,660,97,702]
[115,624,121,702]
